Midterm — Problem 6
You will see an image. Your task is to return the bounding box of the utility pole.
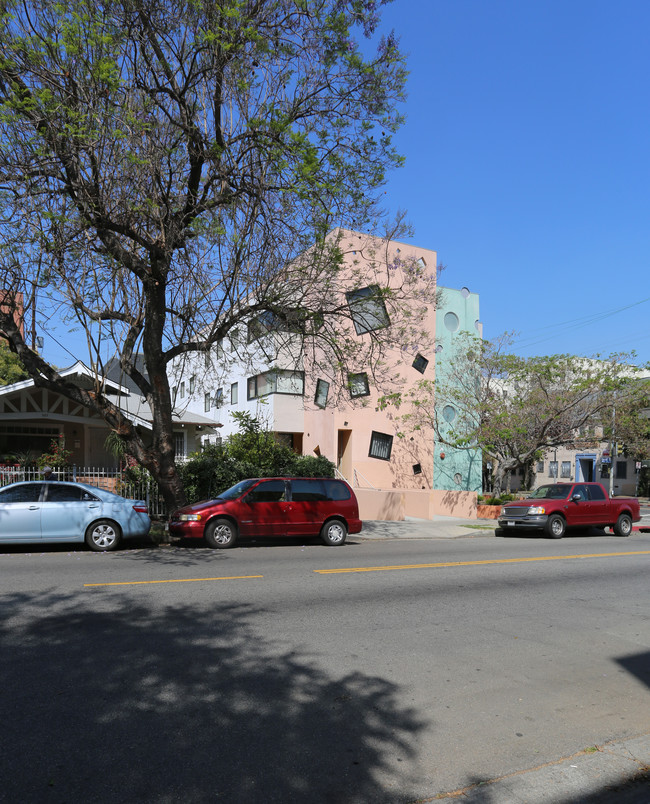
[609,398,616,498]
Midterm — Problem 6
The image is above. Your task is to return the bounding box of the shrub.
[483,497,503,506]
[178,417,336,504]
[37,436,71,468]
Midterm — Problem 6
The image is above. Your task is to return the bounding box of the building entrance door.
[576,454,596,482]
[337,430,351,481]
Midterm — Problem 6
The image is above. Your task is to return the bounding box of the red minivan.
[169,477,362,548]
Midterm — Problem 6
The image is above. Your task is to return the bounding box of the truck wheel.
[545,514,565,539]
[613,514,632,537]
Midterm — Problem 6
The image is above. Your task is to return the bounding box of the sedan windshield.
[529,484,572,500]
[217,478,259,501]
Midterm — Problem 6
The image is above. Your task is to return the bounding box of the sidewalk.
[358,514,650,540]
[358,516,499,540]
[429,732,650,803]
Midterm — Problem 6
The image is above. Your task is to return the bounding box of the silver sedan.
[0,480,151,551]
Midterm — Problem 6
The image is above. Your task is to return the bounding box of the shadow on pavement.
[0,587,427,803]
[617,650,650,690]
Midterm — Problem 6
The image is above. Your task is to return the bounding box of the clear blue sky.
[379,0,650,365]
[40,0,650,368]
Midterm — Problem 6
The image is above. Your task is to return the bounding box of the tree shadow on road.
[0,588,426,803]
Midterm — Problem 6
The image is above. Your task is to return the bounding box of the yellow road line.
[84,574,263,587]
[314,551,650,575]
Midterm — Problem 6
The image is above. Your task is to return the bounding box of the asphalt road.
[1,530,649,803]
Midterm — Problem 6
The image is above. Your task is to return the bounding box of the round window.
[454,472,463,485]
[442,405,456,423]
[444,312,460,332]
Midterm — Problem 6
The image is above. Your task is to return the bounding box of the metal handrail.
[353,469,378,490]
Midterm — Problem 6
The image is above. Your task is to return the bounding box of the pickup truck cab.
[498,482,641,539]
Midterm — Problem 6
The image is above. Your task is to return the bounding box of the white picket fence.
[0,465,167,517]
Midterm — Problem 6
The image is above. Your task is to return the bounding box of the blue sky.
[39,0,650,368]
[378,0,650,364]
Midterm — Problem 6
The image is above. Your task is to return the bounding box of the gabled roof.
[0,360,128,397]
[0,360,219,430]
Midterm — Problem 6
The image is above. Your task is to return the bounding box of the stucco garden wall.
[355,488,477,521]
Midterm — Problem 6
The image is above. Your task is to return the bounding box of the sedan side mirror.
[571,494,582,502]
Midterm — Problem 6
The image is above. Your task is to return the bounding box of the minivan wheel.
[613,514,632,537]
[205,518,238,549]
[545,514,566,539]
[320,519,347,546]
[85,519,121,551]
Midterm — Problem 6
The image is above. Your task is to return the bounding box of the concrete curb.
[426,733,650,803]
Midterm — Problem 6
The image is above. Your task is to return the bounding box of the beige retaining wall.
[355,488,478,521]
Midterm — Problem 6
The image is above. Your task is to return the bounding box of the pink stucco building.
[171,229,481,520]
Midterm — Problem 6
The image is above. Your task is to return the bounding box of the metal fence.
[0,465,167,518]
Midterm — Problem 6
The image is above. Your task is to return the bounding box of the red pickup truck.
[498,482,641,538]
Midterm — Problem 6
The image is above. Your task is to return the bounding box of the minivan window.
[291,478,327,501]
[219,479,258,500]
[323,479,351,501]
[245,480,286,503]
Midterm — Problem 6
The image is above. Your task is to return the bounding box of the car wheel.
[205,518,238,549]
[85,519,121,552]
[545,514,565,539]
[613,514,632,537]
[320,519,347,546]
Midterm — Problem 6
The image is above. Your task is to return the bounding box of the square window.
[180,381,185,398]
[189,375,195,394]
[412,463,422,475]
[247,377,257,400]
[275,371,304,395]
[560,461,571,478]
[215,388,223,408]
[204,392,211,412]
[369,431,393,461]
[346,285,390,335]
[616,460,627,479]
[536,461,544,473]
[348,372,370,398]
[412,353,429,374]
[314,379,330,409]
[549,461,558,478]
[230,382,238,405]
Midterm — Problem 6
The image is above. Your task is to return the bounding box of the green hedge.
[178,443,335,504]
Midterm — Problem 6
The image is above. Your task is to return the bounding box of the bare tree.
[0,0,433,509]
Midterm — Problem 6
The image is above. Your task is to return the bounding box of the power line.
[511,296,650,352]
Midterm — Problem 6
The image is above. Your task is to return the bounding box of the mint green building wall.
[433,287,483,493]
